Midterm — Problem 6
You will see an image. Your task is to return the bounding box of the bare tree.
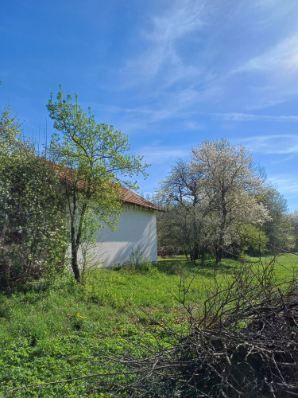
[159,160,208,261]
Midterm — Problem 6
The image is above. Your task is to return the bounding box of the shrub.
[0,111,67,291]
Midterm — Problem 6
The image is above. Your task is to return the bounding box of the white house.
[86,187,160,267]
[55,164,160,267]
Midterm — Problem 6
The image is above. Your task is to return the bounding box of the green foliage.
[260,187,292,253]
[47,89,146,281]
[0,109,24,155]
[291,212,298,252]
[48,90,145,180]
[0,110,67,291]
[238,224,269,256]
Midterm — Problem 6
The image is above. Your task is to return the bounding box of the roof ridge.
[47,161,161,211]
[119,186,161,211]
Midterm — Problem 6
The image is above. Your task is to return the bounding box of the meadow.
[0,254,296,397]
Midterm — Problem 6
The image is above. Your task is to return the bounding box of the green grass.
[0,254,296,397]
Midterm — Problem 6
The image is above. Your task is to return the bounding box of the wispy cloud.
[236,34,298,75]
[138,145,190,165]
[100,87,204,133]
[237,134,298,155]
[268,175,298,195]
[113,0,217,130]
[119,2,298,120]
[211,113,298,122]
[232,34,298,108]
[123,0,206,87]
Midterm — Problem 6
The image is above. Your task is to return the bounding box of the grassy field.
[0,254,296,397]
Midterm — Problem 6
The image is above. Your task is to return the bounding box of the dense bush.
[0,111,67,291]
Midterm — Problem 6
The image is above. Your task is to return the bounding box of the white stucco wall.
[87,205,157,267]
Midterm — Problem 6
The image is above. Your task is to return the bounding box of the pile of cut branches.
[121,263,298,397]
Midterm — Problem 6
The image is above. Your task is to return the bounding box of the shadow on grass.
[155,257,236,276]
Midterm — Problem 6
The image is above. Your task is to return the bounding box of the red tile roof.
[119,186,161,211]
[51,162,160,211]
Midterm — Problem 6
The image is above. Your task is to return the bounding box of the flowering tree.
[159,140,269,263]
[192,140,269,263]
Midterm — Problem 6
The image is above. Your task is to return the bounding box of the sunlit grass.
[0,253,296,397]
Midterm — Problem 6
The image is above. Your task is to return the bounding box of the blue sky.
[1,0,298,211]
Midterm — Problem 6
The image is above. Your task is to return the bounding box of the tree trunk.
[191,211,199,262]
[71,240,81,282]
[0,259,10,291]
[216,191,227,265]
[69,188,82,283]
[200,250,206,266]
[190,243,199,262]
[215,246,223,265]
[70,208,81,282]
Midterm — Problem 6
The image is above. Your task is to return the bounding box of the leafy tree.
[157,204,189,257]
[290,212,298,253]
[260,187,292,253]
[47,90,146,281]
[0,110,67,291]
[237,224,268,256]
